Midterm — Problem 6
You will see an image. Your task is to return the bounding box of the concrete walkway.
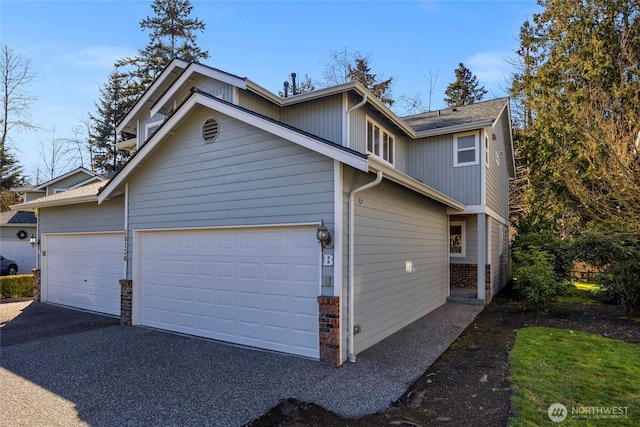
[0,300,482,426]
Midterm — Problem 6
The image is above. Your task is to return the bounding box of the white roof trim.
[150,63,247,117]
[33,167,102,190]
[368,158,465,211]
[99,92,369,204]
[117,58,189,134]
[415,120,495,138]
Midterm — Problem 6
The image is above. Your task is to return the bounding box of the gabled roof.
[11,181,105,211]
[117,58,190,134]
[99,88,369,204]
[402,98,509,135]
[31,167,106,191]
[0,210,36,225]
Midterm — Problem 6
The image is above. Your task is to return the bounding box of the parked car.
[0,255,18,275]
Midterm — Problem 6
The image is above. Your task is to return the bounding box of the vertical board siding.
[341,167,449,356]
[491,217,508,295]
[237,90,281,121]
[38,197,125,234]
[126,108,336,277]
[485,123,511,219]
[406,135,482,206]
[281,95,343,144]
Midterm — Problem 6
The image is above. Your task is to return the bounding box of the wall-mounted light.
[30,234,40,247]
[316,219,332,249]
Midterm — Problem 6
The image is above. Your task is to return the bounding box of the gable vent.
[202,118,220,143]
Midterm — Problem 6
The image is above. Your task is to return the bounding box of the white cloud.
[466,51,512,85]
[61,46,136,68]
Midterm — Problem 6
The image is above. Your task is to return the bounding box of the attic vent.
[202,118,220,143]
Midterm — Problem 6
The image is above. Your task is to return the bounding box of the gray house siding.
[38,197,125,234]
[124,107,336,278]
[490,217,508,295]
[449,214,478,264]
[341,167,449,357]
[281,94,343,145]
[44,173,93,196]
[406,135,482,206]
[349,101,408,171]
[237,90,281,121]
[485,126,510,220]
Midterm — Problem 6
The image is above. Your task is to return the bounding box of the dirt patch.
[247,287,640,426]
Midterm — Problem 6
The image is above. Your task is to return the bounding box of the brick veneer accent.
[318,296,341,367]
[120,280,133,325]
[32,269,41,302]
[450,263,492,290]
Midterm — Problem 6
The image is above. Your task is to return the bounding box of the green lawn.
[509,327,640,426]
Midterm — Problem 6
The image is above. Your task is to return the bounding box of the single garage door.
[43,233,123,315]
[137,227,320,358]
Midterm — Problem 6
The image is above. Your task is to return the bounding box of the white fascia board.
[415,120,495,138]
[33,167,99,191]
[447,204,508,225]
[11,195,98,211]
[99,92,368,203]
[116,59,189,134]
[368,158,465,211]
[150,63,248,117]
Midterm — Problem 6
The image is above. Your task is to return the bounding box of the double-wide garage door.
[137,227,320,358]
[43,233,123,316]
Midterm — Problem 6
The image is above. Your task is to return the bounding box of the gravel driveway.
[0,301,481,427]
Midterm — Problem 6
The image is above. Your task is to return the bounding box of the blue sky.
[1,0,540,180]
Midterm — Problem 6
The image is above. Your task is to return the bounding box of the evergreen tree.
[509,0,640,234]
[348,57,394,107]
[1,146,25,211]
[444,63,487,107]
[89,69,136,175]
[118,0,209,89]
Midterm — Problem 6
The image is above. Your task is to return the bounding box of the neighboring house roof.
[11,181,106,211]
[30,167,105,191]
[0,210,37,225]
[403,98,510,134]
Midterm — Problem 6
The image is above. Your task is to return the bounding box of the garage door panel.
[139,227,320,358]
[44,233,122,316]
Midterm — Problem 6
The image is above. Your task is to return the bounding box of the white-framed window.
[366,117,395,165]
[145,120,163,141]
[449,221,466,257]
[453,131,479,167]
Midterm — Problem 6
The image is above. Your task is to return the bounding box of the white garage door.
[43,233,123,316]
[137,227,320,358]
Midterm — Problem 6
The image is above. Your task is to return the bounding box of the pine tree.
[118,0,209,89]
[89,69,136,175]
[444,63,487,107]
[1,146,25,210]
[348,57,394,107]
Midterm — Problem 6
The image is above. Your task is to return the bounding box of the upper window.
[454,131,479,167]
[449,221,466,257]
[145,120,162,141]
[366,118,395,165]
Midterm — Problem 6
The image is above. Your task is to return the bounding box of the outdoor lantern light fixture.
[316,219,332,249]
[30,234,39,247]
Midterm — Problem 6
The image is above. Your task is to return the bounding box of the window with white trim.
[449,221,466,257]
[145,120,163,141]
[366,117,395,165]
[454,131,479,167]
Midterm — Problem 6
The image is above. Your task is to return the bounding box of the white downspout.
[347,170,382,362]
[345,94,367,147]
[124,183,129,278]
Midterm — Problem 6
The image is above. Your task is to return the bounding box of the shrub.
[512,230,573,282]
[573,232,640,316]
[512,247,569,309]
[0,274,34,298]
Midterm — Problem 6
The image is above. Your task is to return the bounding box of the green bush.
[0,274,34,298]
[512,230,573,281]
[512,247,569,309]
[573,232,640,316]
